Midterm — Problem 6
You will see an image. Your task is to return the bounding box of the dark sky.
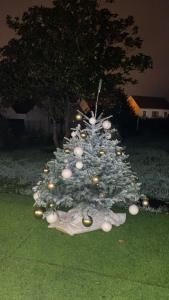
[0,0,169,100]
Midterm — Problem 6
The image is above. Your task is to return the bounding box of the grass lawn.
[0,193,169,300]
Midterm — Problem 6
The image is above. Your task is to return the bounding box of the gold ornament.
[99,149,106,156]
[142,197,149,207]
[91,175,100,184]
[75,113,82,121]
[116,148,123,156]
[47,202,56,209]
[34,207,45,219]
[82,215,93,227]
[80,132,88,139]
[43,165,49,174]
[47,182,55,190]
[100,192,107,198]
[64,148,70,154]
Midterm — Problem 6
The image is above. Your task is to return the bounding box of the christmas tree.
[33,94,140,235]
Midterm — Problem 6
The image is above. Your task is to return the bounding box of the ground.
[0,193,169,300]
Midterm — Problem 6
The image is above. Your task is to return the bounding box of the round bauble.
[89,117,96,125]
[34,207,45,219]
[62,168,72,179]
[99,149,106,156]
[129,204,139,215]
[102,120,111,130]
[64,159,68,164]
[116,148,124,156]
[82,215,93,227]
[33,191,40,201]
[76,161,83,169]
[91,175,100,184]
[99,192,107,199]
[46,212,58,224]
[46,201,56,209]
[43,165,49,174]
[64,148,70,154]
[142,197,149,207]
[80,132,88,139]
[74,146,83,157]
[101,222,112,232]
[48,182,55,190]
[75,113,82,121]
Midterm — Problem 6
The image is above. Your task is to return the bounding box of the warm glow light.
[128,96,142,117]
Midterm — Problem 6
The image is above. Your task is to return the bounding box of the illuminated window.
[152,111,159,118]
[164,112,168,118]
[142,111,146,118]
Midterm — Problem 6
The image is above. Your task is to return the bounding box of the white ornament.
[129,204,139,215]
[71,131,77,138]
[101,222,112,232]
[62,168,72,179]
[102,120,111,130]
[64,159,68,163]
[76,161,83,169]
[74,146,83,157]
[33,192,40,201]
[46,212,58,224]
[89,117,96,125]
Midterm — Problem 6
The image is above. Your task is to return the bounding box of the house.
[0,105,52,135]
[128,96,169,119]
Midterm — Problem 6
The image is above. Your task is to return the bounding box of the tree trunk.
[52,119,59,147]
[64,99,71,138]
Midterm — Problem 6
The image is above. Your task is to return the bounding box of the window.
[142,111,146,118]
[164,112,168,118]
[152,111,159,118]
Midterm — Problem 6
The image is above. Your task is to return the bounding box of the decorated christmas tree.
[33,86,140,235]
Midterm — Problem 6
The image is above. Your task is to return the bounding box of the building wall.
[1,106,52,134]
[140,108,169,118]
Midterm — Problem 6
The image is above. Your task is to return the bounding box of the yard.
[0,134,169,299]
[0,193,169,300]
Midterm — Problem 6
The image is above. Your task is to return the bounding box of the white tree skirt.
[47,206,126,236]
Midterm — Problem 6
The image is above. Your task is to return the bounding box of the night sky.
[0,0,169,100]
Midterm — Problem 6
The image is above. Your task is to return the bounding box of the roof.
[132,96,169,110]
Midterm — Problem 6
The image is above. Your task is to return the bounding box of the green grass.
[0,193,169,300]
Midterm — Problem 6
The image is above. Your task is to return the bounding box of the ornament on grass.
[75,113,82,121]
[82,215,93,227]
[74,146,83,157]
[89,117,96,125]
[91,175,100,184]
[142,197,149,207]
[99,149,106,156]
[102,120,111,130]
[48,182,55,190]
[34,207,45,219]
[64,147,71,154]
[80,132,88,139]
[62,168,72,179]
[46,212,58,224]
[76,161,83,169]
[101,222,112,232]
[43,165,49,174]
[129,204,139,215]
[33,191,40,201]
